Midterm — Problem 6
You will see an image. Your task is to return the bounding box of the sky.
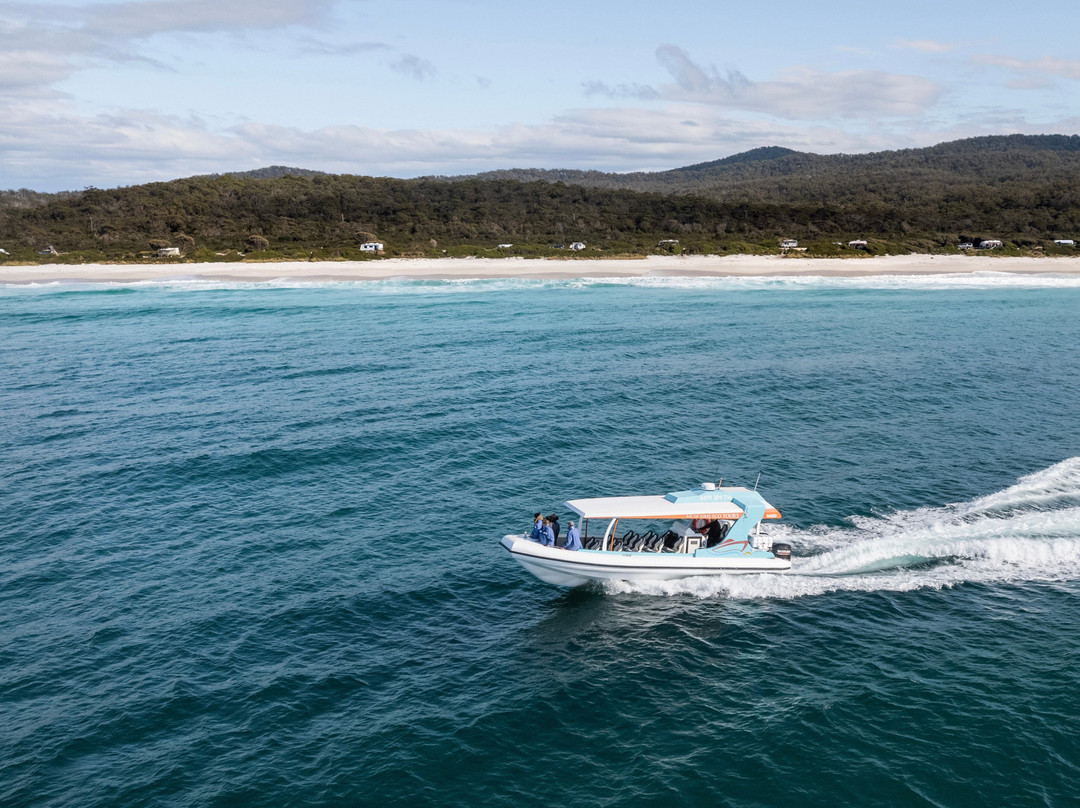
[2,0,1079,191]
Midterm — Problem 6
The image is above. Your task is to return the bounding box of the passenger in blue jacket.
[541,517,556,547]
[529,512,543,542]
[564,520,582,551]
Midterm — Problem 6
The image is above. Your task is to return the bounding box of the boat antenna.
[714,460,723,489]
[754,472,761,491]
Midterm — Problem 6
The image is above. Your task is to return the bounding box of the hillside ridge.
[2,135,1079,261]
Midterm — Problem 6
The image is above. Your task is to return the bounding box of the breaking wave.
[6,270,1080,295]
[606,458,1080,599]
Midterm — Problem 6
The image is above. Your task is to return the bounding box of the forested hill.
[218,166,329,181]
[1,135,1079,262]
[449,135,1080,207]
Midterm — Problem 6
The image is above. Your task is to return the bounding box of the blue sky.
[2,0,1078,191]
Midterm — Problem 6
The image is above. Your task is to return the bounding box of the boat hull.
[500,535,790,587]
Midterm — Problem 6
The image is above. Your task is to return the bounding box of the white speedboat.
[501,483,791,587]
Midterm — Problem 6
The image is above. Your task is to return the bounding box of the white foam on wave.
[7,271,1080,295]
[607,458,1080,600]
[960,456,1080,514]
[341,272,1080,293]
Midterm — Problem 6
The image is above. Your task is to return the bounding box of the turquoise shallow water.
[3,274,1080,807]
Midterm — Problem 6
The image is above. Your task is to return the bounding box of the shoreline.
[4,253,1080,284]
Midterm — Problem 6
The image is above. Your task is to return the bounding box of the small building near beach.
[780,238,798,249]
[847,239,868,250]
[978,239,1003,249]
[157,247,181,257]
[569,242,586,251]
[359,242,384,253]
[1054,239,1075,247]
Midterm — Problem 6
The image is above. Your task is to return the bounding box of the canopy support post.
[602,518,618,552]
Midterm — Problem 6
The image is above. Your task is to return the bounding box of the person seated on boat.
[548,513,561,546]
[541,517,556,547]
[690,518,709,536]
[530,512,543,542]
[564,520,582,551]
[705,520,728,548]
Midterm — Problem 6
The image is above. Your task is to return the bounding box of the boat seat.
[661,530,681,552]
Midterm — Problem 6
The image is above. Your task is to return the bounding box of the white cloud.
[390,54,438,81]
[0,0,359,100]
[296,38,390,57]
[0,9,100,96]
[973,54,1080,80]
[1006,77,1053,90]
[581,81,659,100]
[652,45,942,119]
[84,0,333,38]
[894,39,956,53]
[0,51,75,95]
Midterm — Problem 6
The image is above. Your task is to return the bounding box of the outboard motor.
[771,543,792,561]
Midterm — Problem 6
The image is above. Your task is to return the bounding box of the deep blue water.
[3,274,1080,807]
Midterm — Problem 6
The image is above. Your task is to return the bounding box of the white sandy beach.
[3,253,1080,284]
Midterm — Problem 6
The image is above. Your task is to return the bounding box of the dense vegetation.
[2,135,1079,263]
[458,134,1080,207]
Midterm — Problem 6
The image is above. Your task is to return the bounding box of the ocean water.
[3,273,1080,807]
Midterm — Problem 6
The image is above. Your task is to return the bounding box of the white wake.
[606,458,1080,599]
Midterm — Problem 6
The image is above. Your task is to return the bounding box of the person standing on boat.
[530,513,543,542]
[548,513,561,546]
[564,520,582,551]
[541,517,556,547]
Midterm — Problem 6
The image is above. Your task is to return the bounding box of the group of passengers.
[529,512,582,551]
